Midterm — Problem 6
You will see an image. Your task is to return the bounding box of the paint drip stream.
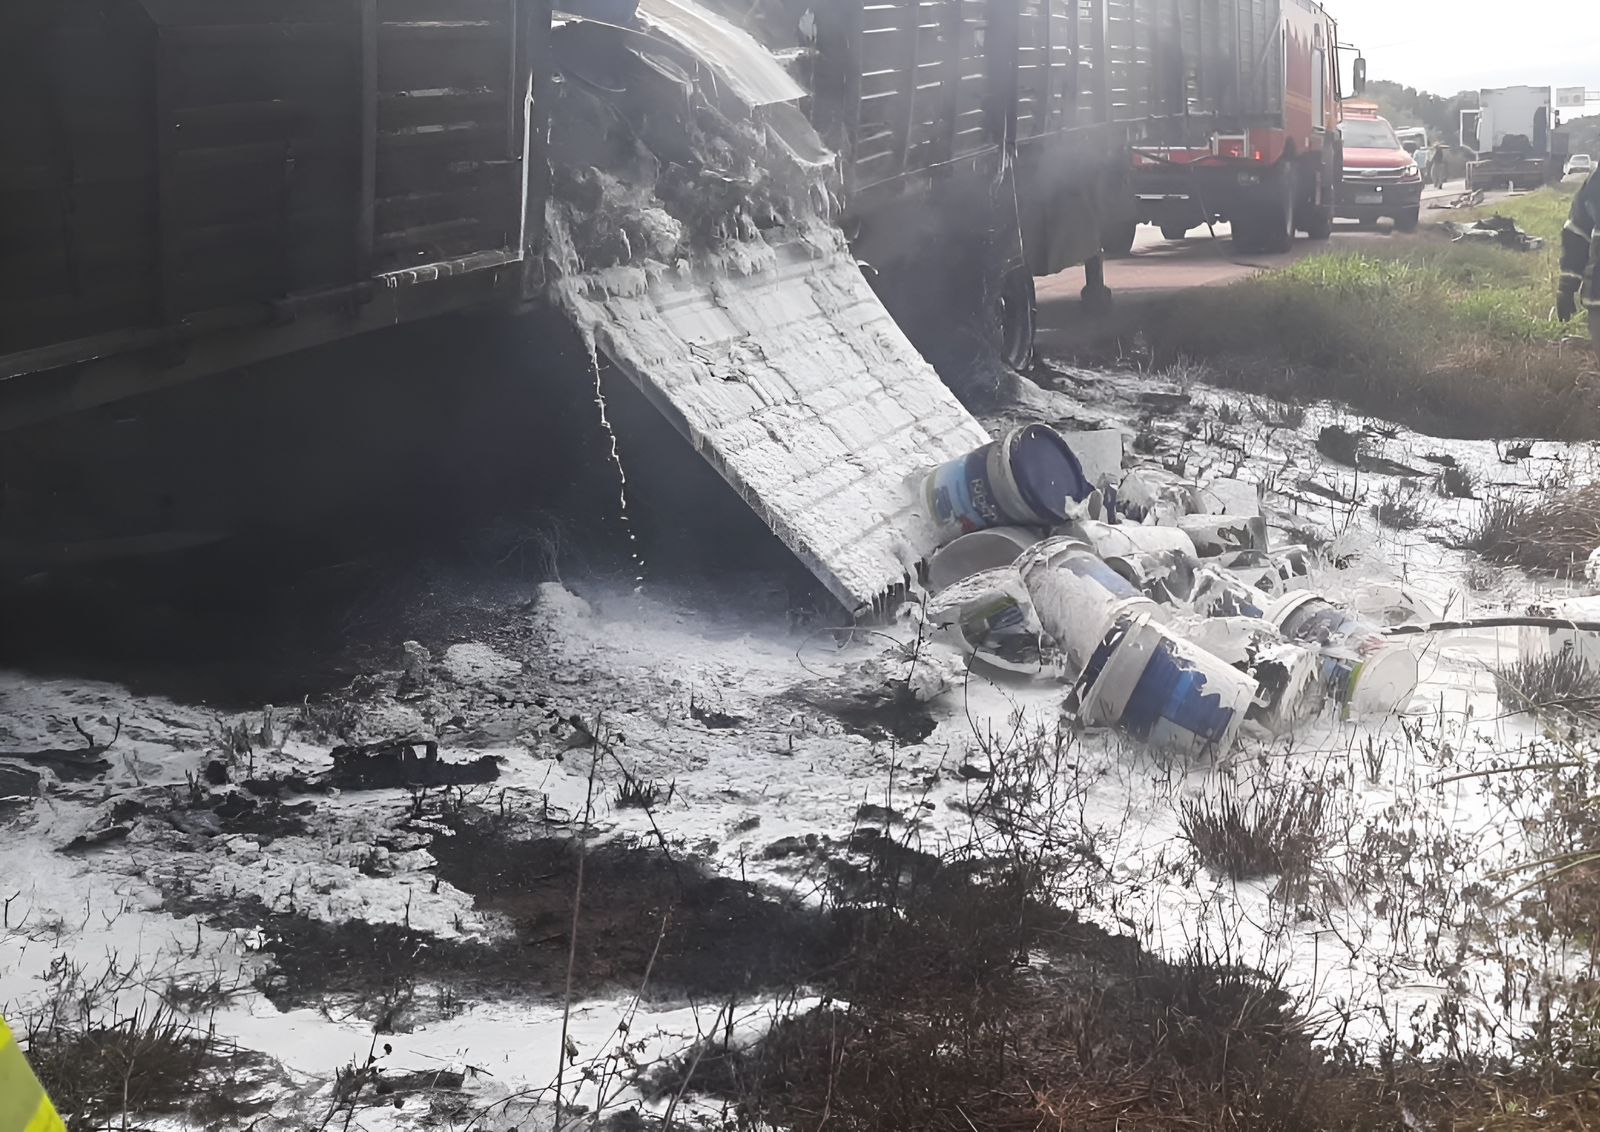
[586,339,646,588]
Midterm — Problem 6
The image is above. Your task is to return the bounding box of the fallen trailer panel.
[553,232,989,612]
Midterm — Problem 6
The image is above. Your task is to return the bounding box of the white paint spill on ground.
[5,371,1600,1126]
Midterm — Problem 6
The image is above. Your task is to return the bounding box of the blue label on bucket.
[1120,637,1239,746]
[928,446,1007,535]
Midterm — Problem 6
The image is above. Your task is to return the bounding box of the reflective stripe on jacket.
[0,1018,67,1132]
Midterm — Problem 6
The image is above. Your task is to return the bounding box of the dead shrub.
[1372,482,1426,530]
[24,1004,255,1130]
[1494,652,1600,724]
[1466,485,1600,576]
[1437,463,1480,500]
[1178,782,1331,882]
[1316,425,1364,467]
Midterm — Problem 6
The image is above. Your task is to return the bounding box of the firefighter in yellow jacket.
[0,1016,66,1132]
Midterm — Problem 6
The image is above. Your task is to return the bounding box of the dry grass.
[1373,482,1427,530]
[1495,653,1600,722]
[1437,464,1480,500]
[1178,783,1331,882]
[24,1004,256,1130]
[1465,485,1600,577]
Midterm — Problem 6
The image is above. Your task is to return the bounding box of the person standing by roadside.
[1558,169,1600,355]
[1428,141,1449,189]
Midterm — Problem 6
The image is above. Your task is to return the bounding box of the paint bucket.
[1118,468,1200,524]
[1172,617,1322,735]
[927,568,1045,676]
[1066,519,1200,563]
[1018,537,1161,674]
[1189,567,1266,619]
[923,425,1091,542]
[1077,614,1258,759]
[1198,477,1262,518]
[1105,549,1199,606]
[1176,514,1270,558]
[1266,592,1419,718]
[928,526,1044,591]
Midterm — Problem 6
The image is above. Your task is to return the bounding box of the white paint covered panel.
[555,229,991,611]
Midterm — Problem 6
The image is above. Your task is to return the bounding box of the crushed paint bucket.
[1198,477,1262,517]
[1067,519,1199,563]
[1271,547,1313,589]
[923,425,1091,542]
[1266,592,1419,718]
[1189,567,1266,619]
[1517,596,1600,669]
[1175,514,1270,558]
[927,568,1046,675]
[1077,614,1258,759]
[1221,546,1311,596]
[1172,616,1322,735]
[928,526,1043,591]
[1117,468,1200,524]
[1105,549,1198,606]
[1019,537,1162,674]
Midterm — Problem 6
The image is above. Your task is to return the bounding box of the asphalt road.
[1032,179,1512,352]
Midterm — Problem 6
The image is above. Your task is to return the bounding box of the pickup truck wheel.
[1394,207,1420,233]
[998,268,1036,371]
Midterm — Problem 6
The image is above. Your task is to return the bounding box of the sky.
[1330,0,1596,101]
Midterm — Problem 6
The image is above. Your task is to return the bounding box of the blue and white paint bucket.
[923,425,1091,543]
[1077,614,1258,759]
[1019,537,1162,674]
[1266,592,1418,718]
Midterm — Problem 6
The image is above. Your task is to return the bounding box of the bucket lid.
[1263,590,1324,630]
[1006,425,1091,523]
[1347,644,1420,717]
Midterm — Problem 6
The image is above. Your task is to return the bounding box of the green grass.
[1152,185,1600,439]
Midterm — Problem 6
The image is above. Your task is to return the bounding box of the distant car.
[1568,154,1596,178]
[1336,112,1424,232]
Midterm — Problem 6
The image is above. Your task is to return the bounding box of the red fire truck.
[1113,0,1364,255]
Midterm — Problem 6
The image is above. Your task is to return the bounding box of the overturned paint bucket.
[927,526,1042,591]
[1189,567,1266,619]
[1067,519,1200,563]
[1019,536,1161,674]
[927,567,1045,676]
[1105,549,1199,606]
[1266,592,1419,718]
[924,424,1091,542]
[1176,514,1270,558]
[1077,614,1258,759]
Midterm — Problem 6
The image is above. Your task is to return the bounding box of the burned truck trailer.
[0,0,1191,425]
[1118,0,1354,253]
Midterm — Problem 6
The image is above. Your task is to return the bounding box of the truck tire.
[1258,166,1297,254]
[1160,223,1190,241]
[1301,201,1334,240]
[998,268,1036,371]
[1394,206,1420,233]
[1101,221,1138,259]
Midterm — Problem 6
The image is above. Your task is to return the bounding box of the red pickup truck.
[1335,108,1424,231]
